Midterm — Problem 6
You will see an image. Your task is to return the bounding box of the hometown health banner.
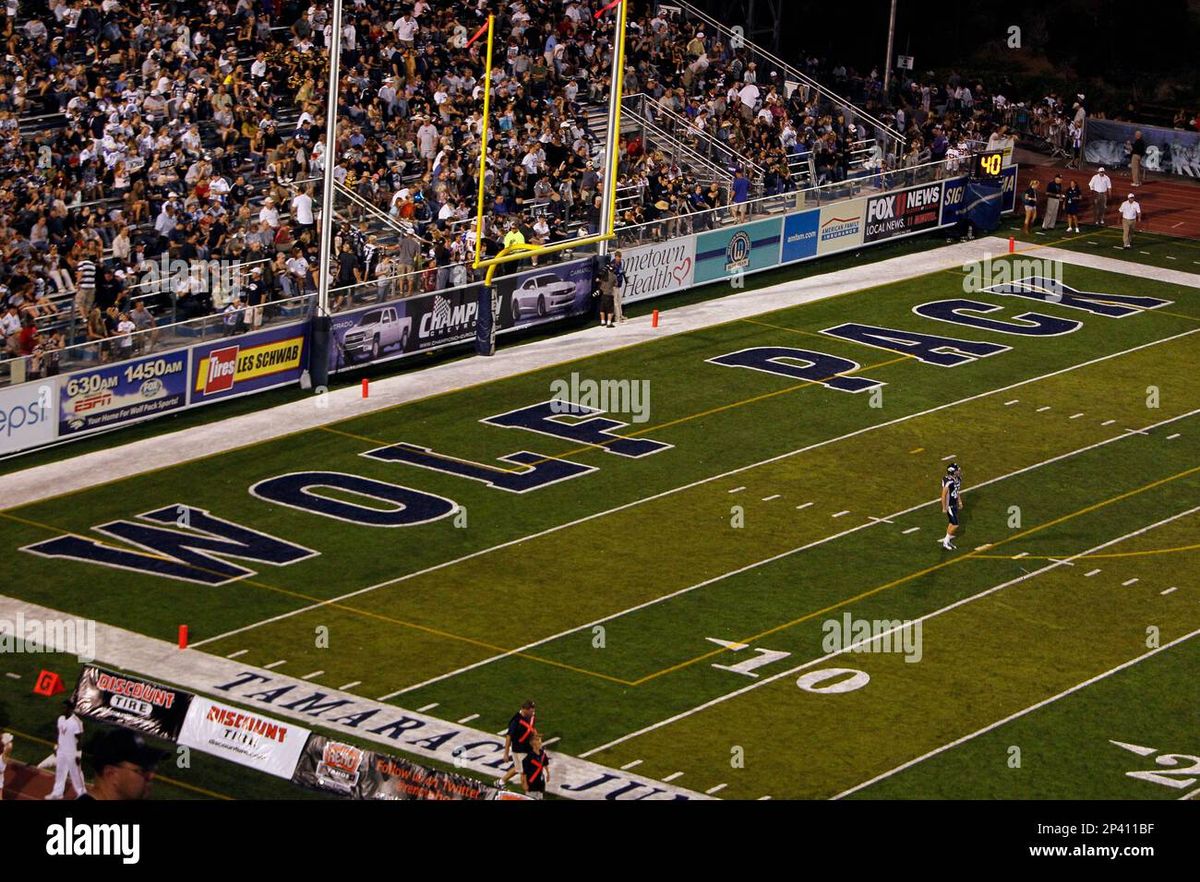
[73,665,193,742]
[58,351,189,436]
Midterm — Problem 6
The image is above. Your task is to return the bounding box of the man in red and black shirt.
[521,733,550,799]
[496,699,536,791]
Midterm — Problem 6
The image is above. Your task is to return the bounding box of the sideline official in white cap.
[1088,166,1112,226]
[1119,193,1142,249]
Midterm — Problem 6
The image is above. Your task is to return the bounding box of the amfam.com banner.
[179,696,309,779]
[0,379,56,455]
[619,237,697,305]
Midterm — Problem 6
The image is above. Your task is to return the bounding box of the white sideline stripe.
[832,510,851,518]
[225,649,248,659]
[1168,433,1181,440]
[580,504,1200,761]
[541,737,560,746]
[1102,419,1117,426]
[1070,413,1085,419]
[902,527,921,534]
[1036,406,1052,412]
[1004,400,1020,406]
[1085,569,1102,577]
[382,406,1200,698]
[416,703,438,712]
[762,494,780,502]
[5,672,19,679]
[662,771,684,782]
[193,327,1200,656]
[456,713,480,724]
[1180,787,1200,800]
[1047,558,1074,567]
[705,783,728,795]
[758,795,773,800]
[338,680,362,690]
[869,516,894,524]
[834,624,1200,800]
[941,454,957,461]
[1014,552,1030,559]
[620,759,643,770]
[795,502,813,511]
[301,670,324,680]
[728,487,745,494]
[263,660,287,669]
[1122,578,1140,587]
[1161,587,1178,596]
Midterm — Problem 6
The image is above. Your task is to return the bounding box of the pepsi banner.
[864,182,944,243]
[191,323,307,403]
[72,665,193,742]
[291,734,497,800]
[58,351,189,437]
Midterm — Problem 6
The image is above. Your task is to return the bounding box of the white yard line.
[456,713,480,724]
[301,670,324,680]
[338,680,362,691]
[728,486,745,494]
[263,660,287,670]
[225,649,248,659]
[372,407,1200,698]
[1102,419,1117,426]
[416,702,438,712]
[177,331,1200,653]
[1085,569,1102,577]
[834,626,1200,799]
[762,495,780,502]
[705,783,728,795]
[620,759,643,770]
[1122,578,1140,586]
[662,771,684,782]
[579,504,1200,761]
[832,510,851,518]
[902,527,921,535]
[1167,433,1181,440]
[1160,587,1178,596]
[795,502,814,511]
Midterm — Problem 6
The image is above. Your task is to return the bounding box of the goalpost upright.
[471,0,629,272]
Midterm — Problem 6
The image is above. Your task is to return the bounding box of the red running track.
[1016,164,1200,239]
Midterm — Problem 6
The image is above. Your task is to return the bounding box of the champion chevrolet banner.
[179,696,309,779]
[73,665,193,741]
[291,734,498,800]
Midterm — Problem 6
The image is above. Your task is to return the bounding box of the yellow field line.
[629,462,1200,685]
[0,510,636,687]
[975,541,1200,561]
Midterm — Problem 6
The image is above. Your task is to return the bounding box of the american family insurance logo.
[820,213,861,242]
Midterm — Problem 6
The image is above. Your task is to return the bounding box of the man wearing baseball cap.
[1088,166,1111,226]
[76,728,166,801]
[1119,193,1142,249]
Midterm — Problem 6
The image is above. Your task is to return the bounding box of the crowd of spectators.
[0,0,1079,379]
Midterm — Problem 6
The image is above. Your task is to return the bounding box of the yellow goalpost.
[471,0,629,272]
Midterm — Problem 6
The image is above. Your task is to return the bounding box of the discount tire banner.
[73,665,193,741]
[179,696,309,779]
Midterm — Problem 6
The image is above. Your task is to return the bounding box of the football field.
[3,246,1198,800]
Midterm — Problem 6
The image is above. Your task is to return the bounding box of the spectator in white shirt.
[258,195,280,229]
[1118,193,1141,248]
[1088,166,1112,225]
[394,12,418,45]
[292,185,315,233]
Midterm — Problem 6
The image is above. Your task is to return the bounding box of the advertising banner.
[694,218,783,284]
[618,236,697,304]
[864,181,944,243]
[329,259,595,374]
[940,175,970,226]
[492,257,595,330]
[178,696,309,779]
[73,665,192,741]
[191,322,307,403]
[1084,119,1200,177]
[1000,164,1018,212]
[291,734,498,800]
[780,209,820,263]
[815,197,866,256]
[58,351,188,437]
[0,378,56,455]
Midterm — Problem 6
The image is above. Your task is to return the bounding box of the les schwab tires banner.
[191,323,307,403]
[178,696,310,779]
[291,734,499,800]
[73,665,193,741]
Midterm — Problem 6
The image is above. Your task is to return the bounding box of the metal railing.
[625,93,764,179]
[611,153,962,247]
[661,0,905,157]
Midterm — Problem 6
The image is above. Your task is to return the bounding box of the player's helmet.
[946,462,959,474]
